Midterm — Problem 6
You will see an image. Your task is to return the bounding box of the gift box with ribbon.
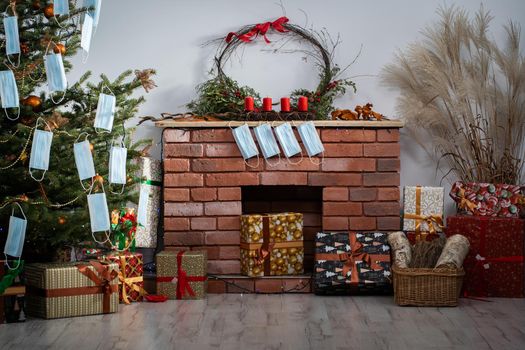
[403,186,444,242]
[24,261,119,319]
[98,251,146,304]
[156,250,207,300]
[449,181,523,218]
[240,213,304,277]
[314,232,392,294]
[446,215,524,297]
[135,157,162,248]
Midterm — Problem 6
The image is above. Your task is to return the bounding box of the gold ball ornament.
[94,174,104,184]
[89,143,94,152]
[22,95,42,110]
[43,4,54,18]
[53,43,66,55]
[58,217,66,225]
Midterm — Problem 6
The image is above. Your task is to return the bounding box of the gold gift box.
[240,212,304,277]
[24,261,119,319]
[156,250,207,300]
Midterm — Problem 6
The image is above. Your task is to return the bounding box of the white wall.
[69,0,525,215]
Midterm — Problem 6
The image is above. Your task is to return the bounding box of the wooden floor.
[1,295,524,350]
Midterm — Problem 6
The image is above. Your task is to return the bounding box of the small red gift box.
[99,252,146,303]
[446,215,524,297]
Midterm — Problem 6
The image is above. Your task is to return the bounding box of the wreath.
[187,17,356,120]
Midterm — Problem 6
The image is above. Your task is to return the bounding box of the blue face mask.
[232,124,259,160]
[274,122,302,158]
[137,185,150,227]
[0,70,19,112]
[94,93,116,131]
[87,192,110,232]
[297,121,324,157]
[253,123,280,159]
[29,129,53,181]
[54,0,70,16]
[3,16,20,57]
[109,145,127,185]
[74,140,96,181]
[81,14,93,55]
[44,53,67,93]
[85,0,102,28]
[4,204,27,259]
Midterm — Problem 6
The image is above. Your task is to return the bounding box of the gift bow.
[341,234,381,284]
[174,251,207,299]
[226,16,289,43]
[403,213,444,235]
[117,255,147,305]
[456,188,478,211]
[76,261,118,313]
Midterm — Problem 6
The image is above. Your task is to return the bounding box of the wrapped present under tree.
[99,251,146,304]
[136,157,162,248]
[240,213,304,277]
[314,232,392,294]
[403,186,444,242]
[446,215,524,297]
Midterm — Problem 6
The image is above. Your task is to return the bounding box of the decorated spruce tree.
[0,0,155,260]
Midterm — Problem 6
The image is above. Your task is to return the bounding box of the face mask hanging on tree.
[94,92,116,132]
[4,203,27,270]
[73,133,96,189]
[80,13,94,62]
[0,69,20,120]
[274,122,303,164]
[44,52,68,103]
[231,123,260,168]
[87,184,111,244]
[29,118,53,182]
[253,123,280,166]
[108,139,127,193]
[84,0,102,29]
[3,14,20,67]
[296,121,324,162]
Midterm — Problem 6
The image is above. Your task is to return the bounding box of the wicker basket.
[392,266,465,306]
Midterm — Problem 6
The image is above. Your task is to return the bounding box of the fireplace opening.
[241,186,323,273]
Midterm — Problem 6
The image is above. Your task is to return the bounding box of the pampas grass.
[381,6,525,184]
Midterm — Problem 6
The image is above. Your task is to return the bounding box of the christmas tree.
[0,0,155,260]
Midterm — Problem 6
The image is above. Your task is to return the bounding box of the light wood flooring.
[1,294,524,350]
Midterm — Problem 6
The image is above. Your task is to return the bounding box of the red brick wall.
[162,127,401,275]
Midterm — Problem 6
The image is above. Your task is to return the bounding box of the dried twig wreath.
[187,17,356,120]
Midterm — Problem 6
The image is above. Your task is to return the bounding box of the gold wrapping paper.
[240,213,304,277]
[25,262,119,319]
[156,250,207,300]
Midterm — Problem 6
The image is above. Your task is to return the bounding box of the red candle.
[298,96,308,112]
[262,97,272,112]
[280,97,290,112]
[244,96,254,112]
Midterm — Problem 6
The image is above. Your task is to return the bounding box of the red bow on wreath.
[226,16,289,44]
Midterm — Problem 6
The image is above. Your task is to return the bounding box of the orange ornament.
[89,143,94,152]
[22,95,42,111]
[58,217,66,225]
[43,4,54,18]
[53,43,66,55]
[94,174,104,184]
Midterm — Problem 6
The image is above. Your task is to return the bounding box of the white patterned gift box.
[403,186,444,233]
[135,157,162,248]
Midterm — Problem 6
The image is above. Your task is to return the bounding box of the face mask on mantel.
[253,123,280,159]
[274,122,302,158]
[297,121,324,157]
[231,123,259,160]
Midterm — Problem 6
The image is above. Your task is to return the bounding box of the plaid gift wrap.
[156,250,207,300]
[135,157,162,248]
[98,251,146,303]
[446,216,525,297]
[24,261,119,319]
[403,186,444,242]
[314,232,392,294]
[240,213,304,277]
[450,182,523,218]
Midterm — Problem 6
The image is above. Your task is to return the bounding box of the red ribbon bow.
[175,251,207,299]
[226,17,289,43]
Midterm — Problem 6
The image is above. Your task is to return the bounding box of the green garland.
[0,261,24,295]
[187,18,356,120]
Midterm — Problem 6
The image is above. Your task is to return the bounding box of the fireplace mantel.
[158,119,403,293]
[155,120,404,128]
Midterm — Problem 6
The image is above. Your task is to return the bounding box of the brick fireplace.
[158,120,403,293]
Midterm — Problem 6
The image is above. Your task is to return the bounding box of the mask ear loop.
[29,117,52,182]
[94,84,116,134]
[275,121,303,165]
[109,136,126,195]
[44,41,67,104]
[52,2,70,30]
[295,121,324,166]
[259,121,281,168]
[75,132,95,191]
[88,177,112,245]
[228,121,260,169]
[4,202,27,270]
